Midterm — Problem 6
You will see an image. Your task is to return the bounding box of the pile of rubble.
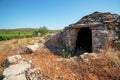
[2,55,42,80]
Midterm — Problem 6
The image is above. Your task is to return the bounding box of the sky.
[0,0,120,30]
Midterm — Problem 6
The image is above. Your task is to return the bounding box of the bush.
[62,48,74,58]
[33,26,48,36]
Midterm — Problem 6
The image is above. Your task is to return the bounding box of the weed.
[62,48,74,58]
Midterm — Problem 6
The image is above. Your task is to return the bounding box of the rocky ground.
[0,37,120,80]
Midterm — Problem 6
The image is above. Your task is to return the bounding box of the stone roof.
[67,11,120,29]
[77,11,120,24]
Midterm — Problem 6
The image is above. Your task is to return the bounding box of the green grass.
[0,33,33,41]
[0,28,35,34]
[47,30,61,34]
[0,28,61,41]
[0,28,35,41]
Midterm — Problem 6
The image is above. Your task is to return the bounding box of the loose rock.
[5,55,22,66]
[27,43,39,52]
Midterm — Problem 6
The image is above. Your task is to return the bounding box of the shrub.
[33,30,38,36]
[33,26,48,36]
[62,48,74,58]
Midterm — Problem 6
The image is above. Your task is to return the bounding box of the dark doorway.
[75,28,92,54]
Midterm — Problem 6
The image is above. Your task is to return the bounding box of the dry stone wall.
[46,12,120,53]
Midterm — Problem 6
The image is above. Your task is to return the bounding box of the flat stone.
[3,74,26,80]
[3,61,31,78]
[6,55,22,65]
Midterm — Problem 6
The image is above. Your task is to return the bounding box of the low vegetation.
[0,28,34,41]
[62,48,74,58]
[0,54,10,80]
[0,37,120,79]
[0,33,33,41]
[12,50,120,80]
[33,26,48,36]
[0,27,60,41]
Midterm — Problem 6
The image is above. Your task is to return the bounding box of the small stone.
[80,52,89,59]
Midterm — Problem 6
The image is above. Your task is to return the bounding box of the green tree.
[33,30,38,36]
[33,26,48,36]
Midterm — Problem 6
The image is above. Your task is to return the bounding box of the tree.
[33,26,48,36]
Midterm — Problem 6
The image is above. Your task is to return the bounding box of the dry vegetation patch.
[0,38,120,80]
[22,49,120,80]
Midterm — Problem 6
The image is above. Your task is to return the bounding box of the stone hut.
[46,12,120,54]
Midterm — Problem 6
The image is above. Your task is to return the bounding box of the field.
[0,28,59,41]
[0,35,120,80]
[0,28,34,41]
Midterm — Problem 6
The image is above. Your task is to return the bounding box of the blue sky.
[0,0,120,30]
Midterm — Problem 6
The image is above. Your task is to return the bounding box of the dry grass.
[22,49,120,80]
[0,54,13,80]
[0,38,120,80]
[0,37,40,79]
[71,50,120,80]
[0,66,3,80]
[0,51,120,80]
[0,37,40,54]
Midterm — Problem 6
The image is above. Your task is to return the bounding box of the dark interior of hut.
[75,27,92,55]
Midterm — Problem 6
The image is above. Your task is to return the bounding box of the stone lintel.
[66,23,103,30]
